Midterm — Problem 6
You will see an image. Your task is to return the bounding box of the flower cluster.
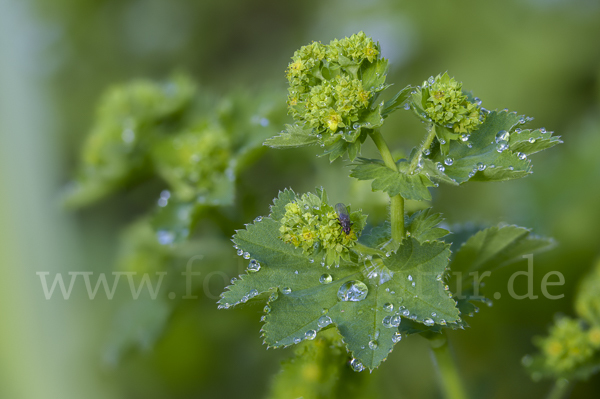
[535,317,599,373]
[420,73,484,134]
[152,126,231,201]
[278,193,360,265]
[286,32,380,136]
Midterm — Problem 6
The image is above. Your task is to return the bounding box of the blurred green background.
[1,0,600,398]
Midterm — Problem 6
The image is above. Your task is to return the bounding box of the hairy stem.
[546,379,571,399]
[427,332,468,399]
[369,130,405,242]
[408,124,437,172]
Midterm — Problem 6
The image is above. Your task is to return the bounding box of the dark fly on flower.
[335,203,353,235]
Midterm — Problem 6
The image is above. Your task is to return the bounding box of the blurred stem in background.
[547,379,571,399]
[427,332,467,399]
[0,1,113,398]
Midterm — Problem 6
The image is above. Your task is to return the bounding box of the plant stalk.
[408,124,437,172]
[546,379,571,399]
[427,332,468,399]
[369,130,405,242]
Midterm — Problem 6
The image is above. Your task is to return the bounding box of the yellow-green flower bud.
[535,317,596,374]
[152,125,230,201]
[285,32,382,140]
[278,192,365,266]
[413,73,485,136]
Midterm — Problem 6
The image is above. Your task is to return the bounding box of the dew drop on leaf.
[392,332,402,343]
[383,303,394,312]
[337,280,369,302]
[350,358,365,372]
[305,330,317,340]
[319,273,333,284]
[318,315,332,328]
[243,252,251,259]
[282,287,292,295]
[495,130,510,143]
[424,318,435,326]
[248,259,261,272]
[368,340,378,350]
[444,157,454,166]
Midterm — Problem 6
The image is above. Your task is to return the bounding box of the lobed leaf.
[350,158,434,201]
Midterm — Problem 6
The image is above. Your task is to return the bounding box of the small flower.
[278,192,365,266]
[285,32,383,140]
[414,73,485,136]
[535,317,596,374]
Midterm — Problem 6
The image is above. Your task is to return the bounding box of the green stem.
[408,124,437,172]
[427,332,468,399]
[546,379,571,399]
[369,130,405,242]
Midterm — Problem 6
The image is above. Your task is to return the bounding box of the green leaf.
[406,208,450,242]
[220,195,459,370]
[381,85,413,118]
[450,224,556,278]
[360,58,389,92]
[264,124,319,148]
[350,158,434,201]
[102,297,172,366]
[508,128,562,155]
[429,110,559,184]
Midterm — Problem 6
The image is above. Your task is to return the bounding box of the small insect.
[335,203,353,235]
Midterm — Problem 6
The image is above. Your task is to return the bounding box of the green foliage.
[219,190,460,370]
[427,110,562,184]
[66,74,285,246]
[350,158,435,201]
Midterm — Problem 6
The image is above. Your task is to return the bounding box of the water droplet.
[540,127,546,133]
[353,123,360,129]
[444,157,454,166]
[350,358,365,372]
[477,162,486,171]
[337,280,369,302]
[304,204,310,210]
[439,138,446,145]
[309,258,315,263]
[402,309,410,317]
[440,319,447,325]
[318,315,332,328]
[243,252,251,260]
[496,130,510,143]
[254,216,263,223]
[248,259,261,272]
[460,134,469,142]
[383,303,394,312]
[517,152,527,160]
[390,315,401,327]
[122,128,135,143]
[316,134,323,139]
[528,137,536,143]
[437,163,445,172]
[467,143,473,148]
[313,205,320,211]
[320,274,333,284]
[158,197,168,207]
[282,287,292,295]
[496,141,509,153]
[423,148,431,156]
[305,330,317,340]
[293,337,302,344]
[157,230,175,245]
[368,340,378,350]
[518,117,526,124]
[392,332,402,343]
[382,316,392,327]
[263,305,271,313]
[431,312,437,317]
[407,275,413,282]
[237,249,244,256]
[410,314,417,321]
[403,103,410,110]
[424,318,435,326]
